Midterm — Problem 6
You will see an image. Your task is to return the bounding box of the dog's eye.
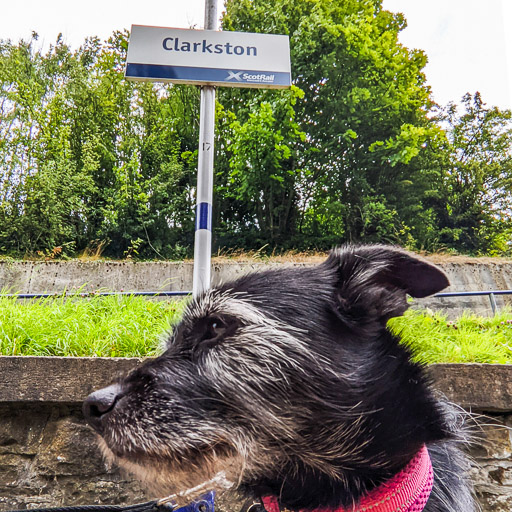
[190,315,240,358]
[201,317,227,345]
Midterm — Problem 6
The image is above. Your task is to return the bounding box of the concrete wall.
[0,358,512,511]
[1,259,512,316]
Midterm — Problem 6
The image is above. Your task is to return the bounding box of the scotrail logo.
[226,70,275,84]
[226,71,243,81]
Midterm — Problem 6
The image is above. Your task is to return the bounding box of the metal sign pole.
[124,5,290,297]
[192,0,218,298]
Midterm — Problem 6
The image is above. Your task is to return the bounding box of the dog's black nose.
[83,383,122,433]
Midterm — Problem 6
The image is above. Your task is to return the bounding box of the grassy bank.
[0,293,185,357]
[389,309,512,364]
[0,293,511,362]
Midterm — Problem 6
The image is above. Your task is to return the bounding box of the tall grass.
[1,292,512,363]
[0,293,185,357]
[389,309,512,364]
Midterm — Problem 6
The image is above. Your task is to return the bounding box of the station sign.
[125,25,291,89]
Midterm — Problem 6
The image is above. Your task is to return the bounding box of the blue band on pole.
[196,202,212,231]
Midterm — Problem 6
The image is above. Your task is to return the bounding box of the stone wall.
[1,258,512,316]
[0,358,512,511]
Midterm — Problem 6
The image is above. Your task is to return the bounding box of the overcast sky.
[382,0,512,110]
[1,0,510,110]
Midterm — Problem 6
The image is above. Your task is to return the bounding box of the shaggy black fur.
[83,245,475,511]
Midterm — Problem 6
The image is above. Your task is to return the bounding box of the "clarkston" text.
[162,38,258,56]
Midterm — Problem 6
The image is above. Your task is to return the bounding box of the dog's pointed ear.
[323,245,449,325]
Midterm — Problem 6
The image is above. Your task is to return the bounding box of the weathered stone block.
[0,359,511,511]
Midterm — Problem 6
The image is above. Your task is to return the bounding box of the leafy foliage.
[428,93,512,254]
[220,0,446,249]
[0,1,512,258]
[0,33,197,258]
[215,86,306,247]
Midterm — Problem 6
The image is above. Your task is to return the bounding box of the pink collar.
[262,445,434,512]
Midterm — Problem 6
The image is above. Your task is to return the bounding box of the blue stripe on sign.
[126,63,291,87]
[196,202,212,231]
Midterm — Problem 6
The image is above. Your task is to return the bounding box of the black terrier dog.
[83,245,475,511]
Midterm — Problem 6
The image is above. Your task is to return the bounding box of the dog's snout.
[83,383,122,433]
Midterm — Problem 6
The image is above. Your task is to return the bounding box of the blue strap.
[174,492,215,512]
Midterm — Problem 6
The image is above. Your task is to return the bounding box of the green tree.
[215,86,305,247]
[2,20,511,259]
[220,0,442,249]
[430,93,512,254]
[0,33,198,258]
[0,35,95,255]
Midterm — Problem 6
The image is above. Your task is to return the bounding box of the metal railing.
[3,289,512,314]
[1,291,191,299]
[434,290,512,315]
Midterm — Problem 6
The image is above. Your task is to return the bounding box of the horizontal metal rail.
[2,290,511,314]
[435,290,512,297]
[1,291,192,299]
[434,290,512,315]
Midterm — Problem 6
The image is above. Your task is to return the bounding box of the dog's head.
[83,245,449,508]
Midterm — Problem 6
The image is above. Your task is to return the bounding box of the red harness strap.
[262,445,434,512]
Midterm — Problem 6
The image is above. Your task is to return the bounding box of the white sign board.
[125,25,291,89]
